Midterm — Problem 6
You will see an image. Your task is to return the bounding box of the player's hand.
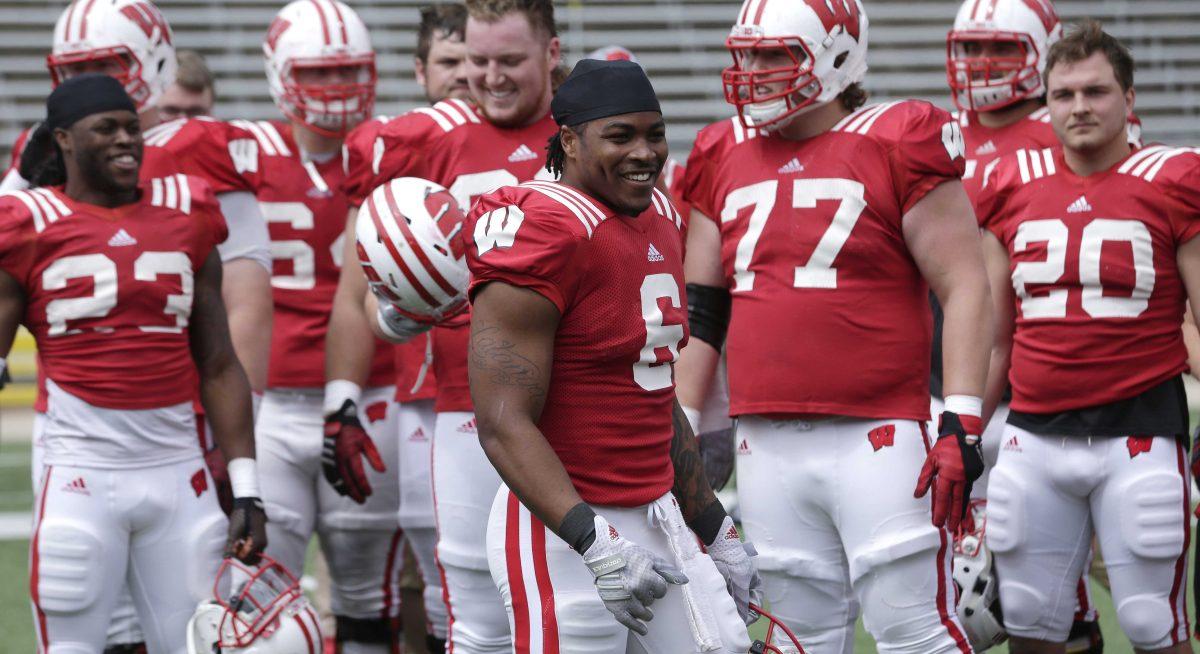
[915,411,984,531]
[705,515,763,625]
[225,496,268,564]
[376,302,434,343]
[203,447,234,516]
[581,515,688,635]
[698,427,736,491]
[322,399,386,504]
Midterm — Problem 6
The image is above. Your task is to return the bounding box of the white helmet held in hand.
[264,0,376,136]
[356,177,469,324]
[947,0,1062,112]
[187,556,322,653]
[953,500,1007,651]
[723,0,868,130]
[48,0,177,109]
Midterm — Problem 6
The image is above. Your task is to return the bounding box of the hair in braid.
[20,122,66,187]
[544,129,566,177]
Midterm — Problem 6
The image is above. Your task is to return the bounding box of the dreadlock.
[19,122,66,187]
[544,129,566,177]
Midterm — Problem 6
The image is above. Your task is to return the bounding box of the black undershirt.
[1007,375,1189,438]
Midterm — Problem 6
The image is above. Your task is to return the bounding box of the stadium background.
[1,0,1200,651]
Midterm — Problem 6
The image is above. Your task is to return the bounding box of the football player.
[0,74,266,654]
[465,57,756,654]
[943,2,1103,650]
[236,2,404,653]
[977,22,1197,654]
[157,50,215,122]
[676,0,994,651]
[335,1,561,651]
[325,4,470,651]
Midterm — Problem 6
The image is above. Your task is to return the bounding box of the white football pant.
[987,426,1191,648]
[30,457,225,654]
[487,486,752,653]
[396,398,448,640]
[433,411,510,652]
[256,386,403,649]
[736,416,972,654]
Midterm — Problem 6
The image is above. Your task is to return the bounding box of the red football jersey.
[0,177,227,409]
[341,98,558,412]
[466,182,688,507]
[141,117,260,194]
[393,335,435,402]
[683,101,967,421]
[977,145,1200,413]
[661,157,690,228]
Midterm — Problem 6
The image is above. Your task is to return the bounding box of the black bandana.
[46,74,138,131]
[551,59,661,127]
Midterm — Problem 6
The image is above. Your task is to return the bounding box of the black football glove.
[915,411,984,531]
[225,496,268,564]
[322,399,386,504]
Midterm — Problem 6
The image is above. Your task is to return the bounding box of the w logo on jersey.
[119,2,173,44]
[812,0,863,42]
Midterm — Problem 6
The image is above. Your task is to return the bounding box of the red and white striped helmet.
[48,0,177,110]
[947,0,1062,112]
[356,177,469,324]
[186,556,322,654]
[723,0,868,130]
[264,0,376,137]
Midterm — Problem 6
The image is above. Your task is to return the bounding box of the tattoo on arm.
[669,400,717,522]
[469,320,547,405]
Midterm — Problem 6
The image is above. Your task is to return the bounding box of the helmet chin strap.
[746,91,829,133]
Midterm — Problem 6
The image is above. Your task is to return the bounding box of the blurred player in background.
[977,22,1198,654]
[678,0,993,651]
[157,50,215,122]
[0,74,267,654]
[326,4,470,651]
[340,0,561,650]
[236,2,406,652]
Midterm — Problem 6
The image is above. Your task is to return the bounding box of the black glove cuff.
[233,496,264,511]
[326,399,362,425]
[688,498,729,546]
[558,502,598,553]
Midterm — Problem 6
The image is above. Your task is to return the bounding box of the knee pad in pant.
[1114,595,1174,650]
[322,528,403,619]
[443,563,510,653]
[1118,470,1186,559]
[336,615,400,645]
[35,521,105,614]
[857,547,965,654]
[982,465,1024,555]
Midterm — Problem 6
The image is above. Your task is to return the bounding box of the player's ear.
[560,125,580,161]
[52,127,72,158]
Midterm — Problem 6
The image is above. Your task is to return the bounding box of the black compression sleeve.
[686,283,731,350]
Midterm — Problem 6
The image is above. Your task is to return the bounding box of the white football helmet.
[187,556,322,653]
[264,0,376,137]
[356,177,469,324]
[723,0,868,130]
[48,0,177,109]
[953,500,1007,651]
[947,0,1063,112]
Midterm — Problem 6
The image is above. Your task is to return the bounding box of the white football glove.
[582,515,688,635]
[705,515,763,625]
[375,302,432,344]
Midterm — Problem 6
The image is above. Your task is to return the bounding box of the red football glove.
[914,411,984,531]
[203,446,234,516]
[322,399,386,504]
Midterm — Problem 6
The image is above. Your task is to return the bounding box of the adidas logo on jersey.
[1067,195,1093,213]
[737,439,751,455]
[409,427,428,442]
[63,477,90,495]
[1003,436,1022,453]
[508,144,538,162]
[777,158,804,174]
[647,243,664,262]
[107,229,137,247]
[457,418,478,434]
[975,140,997,156]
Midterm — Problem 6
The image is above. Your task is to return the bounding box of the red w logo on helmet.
[265,16,292,52]
[1021,0,1059,34]
[119,3,172,44]
[810,0,862,42]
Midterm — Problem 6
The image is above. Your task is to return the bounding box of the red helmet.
[749,604,807,654]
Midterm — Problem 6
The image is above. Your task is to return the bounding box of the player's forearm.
[668,399,721,525]
[938,281,992,400]
[674,336,719,415]
[0,270,24,361]
[200,361,256,461]
[982,339,1011,425]
[222,260,272,393]
[478,419,585,534]
[325,211,376,384]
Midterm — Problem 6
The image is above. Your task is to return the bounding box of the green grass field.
[1,433,1197,654]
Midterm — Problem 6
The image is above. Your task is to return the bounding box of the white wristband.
[324,380,362,415]
[682,406,702,435]
[944,394,983,418]
[227,457,260,499]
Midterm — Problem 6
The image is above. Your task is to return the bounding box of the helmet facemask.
[279,54,377,137]
[211,557,306,648]
[723,35,823,130]
[47,47,151,108]
[947,30,1042,112]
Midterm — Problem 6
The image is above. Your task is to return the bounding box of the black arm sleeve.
[686,283,731,351]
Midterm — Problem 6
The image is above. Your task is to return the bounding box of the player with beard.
[339,1,559,651]
[326,4,469,651]
[0,74,267,654]
[676,0,993,651]
[466,58,756,654]
[228,2,409,652]
[977,22,1198,654]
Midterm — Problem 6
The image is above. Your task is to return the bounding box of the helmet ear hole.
[833,52,849,69]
